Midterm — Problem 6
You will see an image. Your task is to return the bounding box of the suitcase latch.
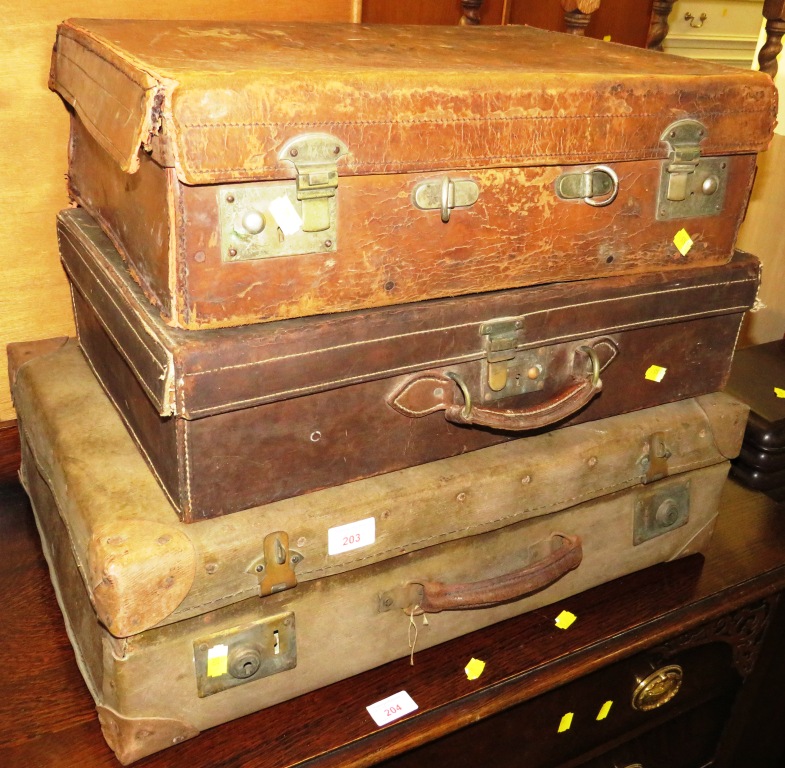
[279,133,348,232]
[641,431,672,484]
[412,177,480,222]
[250,531,302,597]
[633,479,690,545]
[657,119,728,220]
[480,319,548,399]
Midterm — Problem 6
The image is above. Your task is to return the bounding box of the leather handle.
[445,344,602,431]
[386,338,616,430]
[413,533,582,613]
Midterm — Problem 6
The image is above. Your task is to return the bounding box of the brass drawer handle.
[632,664,683,711]
[684,11,707,28]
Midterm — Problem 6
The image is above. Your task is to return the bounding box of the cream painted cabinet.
[663,0,764,67]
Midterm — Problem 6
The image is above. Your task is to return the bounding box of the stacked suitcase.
[10,18,776,763]
[726,340,785,502]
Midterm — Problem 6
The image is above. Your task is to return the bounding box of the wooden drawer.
[380,639,741,768]
[664,0,763,67]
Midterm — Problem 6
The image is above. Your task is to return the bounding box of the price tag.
[268,195,303,236]
[328,517,376,556]
[366,691,418,726]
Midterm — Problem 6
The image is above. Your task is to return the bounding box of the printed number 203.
[343,533,361,546]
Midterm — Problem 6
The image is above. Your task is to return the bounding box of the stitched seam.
[62,233,167,412]
[63,222,168,369]
[182,419,193,517]
[296,456,716,578]
[180,108,771,129]
[183,277,756,378]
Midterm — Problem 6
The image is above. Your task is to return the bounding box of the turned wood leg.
[647,0,677,50]
[760,0,785,77]
[561,0,601,36]
[460,0,484,25]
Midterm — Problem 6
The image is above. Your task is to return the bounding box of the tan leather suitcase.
[59,207,760,521]
[13,339,747,763]
[49,19,775,329]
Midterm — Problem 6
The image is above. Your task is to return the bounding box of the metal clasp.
[250,531,302,597]
[279,133,348,232]
[412,177,480,222]
[555,165,619,207]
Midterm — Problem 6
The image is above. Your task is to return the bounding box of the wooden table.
[1,478,784,768]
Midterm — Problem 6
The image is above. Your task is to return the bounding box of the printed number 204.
[384,704,403,717]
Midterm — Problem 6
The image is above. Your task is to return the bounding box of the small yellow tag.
[775,387,785,399]
[464,657,486,681]
[207,644,229,677]
[603,34,612,41]
[673,228,693,256]
[645,365,667,383]
[555,610,577,630]
[596,700,613,720]
[558,712,574,733]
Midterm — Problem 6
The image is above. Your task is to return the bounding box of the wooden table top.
[0,478,784,768]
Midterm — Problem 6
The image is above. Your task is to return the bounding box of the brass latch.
[661,120,705,202]
[641,431,672,484]
[279,133,348,232]
[412,177,480,222]
[250,531,302,597]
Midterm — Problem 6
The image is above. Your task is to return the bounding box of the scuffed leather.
[50,19,777,185]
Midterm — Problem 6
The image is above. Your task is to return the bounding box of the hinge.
[279,133,348,232]
[657,119,729,220]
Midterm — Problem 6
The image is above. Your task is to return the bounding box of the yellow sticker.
[645,365,667,383]
[207,644,228,677]
[555,610,577,630]
[464,657,486,681]
[673,228,693,256]
[603,34,612,41]
[775,387,785,399]
[596,700,613,720]
[558,712,574,733]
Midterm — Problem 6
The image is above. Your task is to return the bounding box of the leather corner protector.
[88,520,196,637]
[97,705,200,765]
[695,391,751,459]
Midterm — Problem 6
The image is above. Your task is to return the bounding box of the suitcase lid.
[50,19,777,185]
[13,340,748,638]
[725,340,785,451]
[58,207,761,421]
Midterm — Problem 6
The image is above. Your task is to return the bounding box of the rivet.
[521,474,532,484]
[157,535,171,545]
[290,148,299,157]
[333,145,341,155]
[324,239,333,248]
[384,280,395,291]
[228,248,238,258]
[297,536,307,547]
[457,492,467,502]
[587,456,598,468]
[698,429,706,438]
[310,430,322,442]
[527,365,541,380]
[255,564,264,573]
[225,194,235,203]
[670,130,676,138]
[205,563,218,574]
[433,387,444,398]
[193,251,206,263]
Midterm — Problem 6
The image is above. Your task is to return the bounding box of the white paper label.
[328,517,375,556]
[268,195,303,236]
[366,690,418,726]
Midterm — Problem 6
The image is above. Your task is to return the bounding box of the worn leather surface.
[18,367,732,759]
[50,19,776,184]
[14,340,742,627]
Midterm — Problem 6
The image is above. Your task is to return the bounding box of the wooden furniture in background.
[1,478,784,766]
[761,0,785,75]
[648,0,678,49]
[561,0,602,36]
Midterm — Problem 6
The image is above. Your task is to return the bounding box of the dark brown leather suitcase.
[50,19,775,329]
[13,338,747,763]
[59,208,760,521]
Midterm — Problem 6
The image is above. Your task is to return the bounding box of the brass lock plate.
[193,611,296,697]
[656,156,730,221]
[633,479,690,546]
[632,664,683,711]
[218,183,337,262]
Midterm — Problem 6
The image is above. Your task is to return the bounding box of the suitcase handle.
[387,340,615,431]
[409,533,582,613]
